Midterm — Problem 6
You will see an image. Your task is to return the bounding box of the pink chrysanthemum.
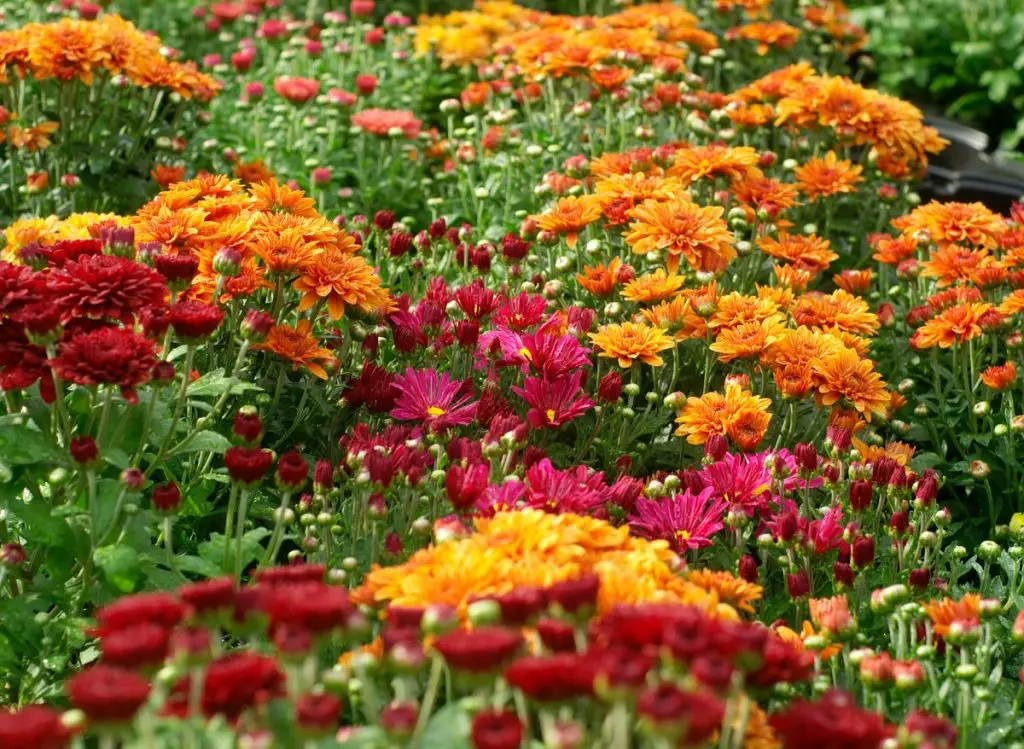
[629,487,726,552]
[519,332,592,378]
[493,292,547,330]
[390,368,477,432]
[524,458,608,516]
[512,370,594,429]
[700,453,773,508]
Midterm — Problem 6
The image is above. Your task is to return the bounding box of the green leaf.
[93,544,141,593]
[419,703,472,749]
[0,424,63,465]
[9,500,76,548]
[171,431,232,456]
[197,529,271,575]
[177,554,224,578]
[331,727,386,748]
[187,368,263,398]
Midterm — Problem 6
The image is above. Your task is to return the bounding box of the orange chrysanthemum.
[920,245,997,288]
[293,251,393,320]
[981,362,1017,390]
[871,234,918,266]
[999,289,1024,317]
[794,151,863,200]
[251,228,320,274]
[710,292,781,330]
[809,595,854,636]
[621,269,686,304]
[732,175,800,217]
[894,201,1004,248]
[833,269,872,294]
[589,321,676,368]
[668,144,761,185]
[710,316,787,364]
[732,21,801,55]
[249,179,318,217]
[758,233,837,273]
[675,383,772,449]
[923,594,980,638]
[641,296,708,341]
[531,196,603,248]
[773,264,813,291]
[577,258,626,298]
[792,289,879,335]
[909,302,992,349]
[852,436,915,466]
[811,346,890,419]
[685,569,762,614]
[255,320,337,380]
[625,197,735,273]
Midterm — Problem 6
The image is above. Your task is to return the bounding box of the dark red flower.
[787,570,810,598]
[434,627,524,672]
[446,462,489,511]
[169,300,224,343]
[491,587,546,626]
[849,480,872,511]
[241,309,273,341]
[342,362,397,413]
[0,705,69,749]
[909,567,931,591]
[471,709,523,749]
[49,255,166,325]
[66,665,151,723]
[547,574,599,615]
[793,443,818,472]
[388,232,413,257]
[636,683,723,744]
[355,74,378,96]
[597,371,622,402]
[232,408,264,445]
[770,690,892,749]
[69,435,99,466]
[224,446,274,485]
[505,654,597,701]
[500,233,531,260]
[889,511,910,536]
[455,280,502,320]
[380,702,417,738]
[152,481,182,513]
[536,618,578,652]
[262,582,353,634]
[594,647,654,693]
[373,210,395,230]
[42,239,104,268]
[704,433,728,461]
[834,561,855,586]
[50,327,157,402]
[852,537,875,568]
[915,474,939,505]
[904,710,956,748]
[738,554,759,583]
[313,459,334,493]
[295,693,342,734]
[0,262,42,319]
[100,623,171,669]
[179,577,236,615]
[152,254,199,289]
[276,451,308,491]
[96,593,184,634]
[199,653,285,720]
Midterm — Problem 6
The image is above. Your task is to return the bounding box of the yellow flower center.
[675,530,691,540]
[519,347,533,360]
[546,409,557,422]
[426,406,446,417]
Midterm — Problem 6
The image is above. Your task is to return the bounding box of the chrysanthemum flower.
[391,367,478,431]
[625,197,735,273]
[923,594,980,638]
[629,487,726,553]
[49,254,167,325]
[675,384,772,449]
[685,569,763,614]
[50,327,157,401]
[920,245,996,287]
[710,316,787,364]
[589,321,675,368]
[894,200,1004,248]
[811,347,890,419]
[530,196,602,248]
[732,20,801,55]
[254,320,337,379]
[351,108,422,138]
[273,76,320,104]
[621,269,685,304]
[709,292,781,330]
[792,289,879,335]
[667,144,761,185]
[518,332,591,379]
[641,296,708,341]
[577,258,627,298]
[981,362,1018,390]
[758,233,837,273]
[794,151,863,200]
[909,302,992,349]
[512,370,594,429]
[249,179,318,217]
[871,234,918,266]
[293,252,392,320]
[251,228,319,274]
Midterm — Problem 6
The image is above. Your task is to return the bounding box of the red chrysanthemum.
[94,592,185,635]
[100,623,171,670]
[49,327,157,401]
[261,582,353,635]
[66,665,151,723]
[433,627,525,673]
[48,254,166,325]
[770,690,893,749]
[0,705,69,749]
[168,300,225,343]
[197,653,285,720]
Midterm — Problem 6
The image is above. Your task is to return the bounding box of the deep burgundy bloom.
[0,321,51,400]
[198,653,285,720]
[787,569,810,598]
[852,537,876,567]
[500,233,531,260]
[597,371,622,403]
[66,665,151,723]
[0,262,42,319]
[494,292,546,330]
[295,693,342,734]
[69,435,99,465]
[313,459,334,492]
[49,254,166,325]
[96,593,184,634]
[262,582,353,634]
[169,300,224,343]
[547,574,599,615]
[151,481,182,513]
[636,683,723,744]
[904,710,956,748]
[793,443,818,472]
[915,473,939,505]
[890,511,910,536]
[490,587,547,626]
[0,705,69,749]
[704,433,728,462]
[535,618,577,652]
[50,327,157,401]
[388,232,413,257]
[42,239,104,268]
[505,654,597,701]
[232,409,264,445]
[471,709,524,749]
[179,577,236,615]
[434,627,525,672]
[833,561,855,586]
[849,479,873,511]
[455,280,502,320]
[738,554,759,583]
[152,254,199,288]
[909,567,931,591]
[513,371,594,429]
[343,362,397,413]
[100,623,171,669]
[380,702,417,737]
[770,690,893,749]
[446,462,489,511]
[224,446,274,485]
[276,451,309,491]
[391,368,477,432]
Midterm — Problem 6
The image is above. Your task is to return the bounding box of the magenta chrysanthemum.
[519,332,592,378]
[390,367,477,432]
[629,487,726,552]
[512,370,594,429]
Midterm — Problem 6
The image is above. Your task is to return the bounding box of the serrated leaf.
[0,424,63,465]
[171,430,232,456]
[176,555,224,578]
[418,702,471,749]
[188,368,263,398]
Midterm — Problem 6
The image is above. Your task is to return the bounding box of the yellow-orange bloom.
[811,346,890,420]
[910,302,992,349]
[641,296,708,341]
[249,179,318,217]
[577,258,626,298]
[924,594,980,638]
[758,233,837,273]
[251,228,319,274]
[621,268,686,304]
[999,289,1024,317]
[531,196,602,248]
[675,383,772,449]
[792,289,879,335]
[711,291,782,330]
[589,321,675,368]
[255,320,337,380]
[685,569,763,614]
[710,316,787,364]
[733,21,801,55]
[981,362,1017,390]
[668,144,761,185]
[293,251,393,320]
[794,151,863,200]
[894,201,1005,249]
[625,197,735,273]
